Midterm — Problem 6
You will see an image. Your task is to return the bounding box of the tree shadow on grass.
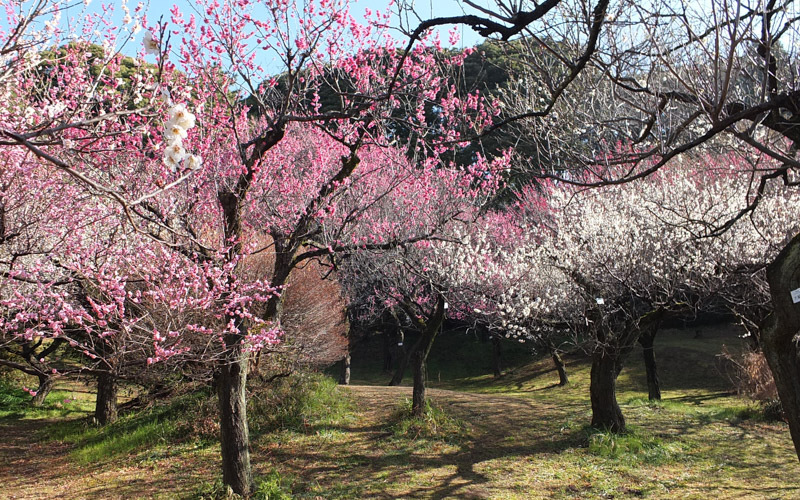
[265,384,800,499]
[254,389,590,499]
[257,427,588,499]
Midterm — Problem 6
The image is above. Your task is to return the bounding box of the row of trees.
[340,152,799,432]
[2,0,800,496]
[397,0,800,459]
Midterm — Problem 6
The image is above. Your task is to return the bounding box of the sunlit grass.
[0,381,95,419]
[43,388,214,465]
[2,323,798,499]
[386,398,472,444]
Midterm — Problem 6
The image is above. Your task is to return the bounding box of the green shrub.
[387,398,471,443]
[253,469,296,500]
[47,387,214,464]
[0,380,93,419]
[586,427,686,464]
[0,380,33,416]
[248,372,354,434]
[194,470,295,500]
[761,398,785,422]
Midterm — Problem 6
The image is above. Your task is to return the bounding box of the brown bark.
[587,307,664,432]
[551,349,569,386]
[339,352,351,385]
[411,349,427,418]
[410,296,446,418]
[31,375,54,407]
[638,326,661,401]
[761,232,800,461]
[217,346,253,497]
[94,371,118,425]
[382,330,393,373]
[388,329,411,386]
[217,186,256,496]
[491,335,502,377]
[590,350,625,432]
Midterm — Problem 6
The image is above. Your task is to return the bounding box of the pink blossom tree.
[339,158,503,416]
[0,0,505,494]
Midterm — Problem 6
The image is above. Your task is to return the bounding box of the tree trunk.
[411,349,427,417]
[761,232,800,461]
[339,352,351,385]
[551,349,569,386]
[409,296,446,418]
[590,350,625,432]
[388,333,412,386]
[387,311,407,382]
[216,128,284,496]
[587,306,663,432]
[217,346,253,497]
[95,372,118,425]
[638,328,661,401]
[31,375,54,407]
[491,335,502,377]
[382,330,393,373]
[252,247,292,374]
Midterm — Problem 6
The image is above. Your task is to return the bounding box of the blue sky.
[74,0,485,53]
[136,0,484,47]
[2,0,490,78]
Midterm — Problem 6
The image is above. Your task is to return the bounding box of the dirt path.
[2,382,795,499]
[345,384,561,428]
[0,419,82,499]
[252,384,586,499]
[0,385,566,499]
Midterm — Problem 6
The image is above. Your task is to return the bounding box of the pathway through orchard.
[2,383,795,499]
[0,385,565,499]
[0,419,78,499]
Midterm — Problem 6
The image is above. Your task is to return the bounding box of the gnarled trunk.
[411,349,427,417]
[339,352,351,385]
[551,349,569,386]
[217,345,253,497]
[491,335,502,378]
[638,327,661,401]
[388,331,411,386]
[590,350,625,432]
[95,371,118,425]
[761,232,800,460]
[410,296,446,418]
[382,330,393,373]
[588,308,663,432]
[218,187,261,497]
[31,375,54,407]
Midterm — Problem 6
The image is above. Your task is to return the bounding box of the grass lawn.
[0,323,797,499]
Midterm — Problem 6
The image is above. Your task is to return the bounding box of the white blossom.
[186,154,203,170]
[164,123,188,144]
[143,31,160,55]
[164,141,187,163]
[167,103,196,130]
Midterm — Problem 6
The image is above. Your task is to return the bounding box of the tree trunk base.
[217,354,253,497]
[412,350,426,418]
[552,351,569,386]
[760,232,800,460]
[492,335,502,378]
[339,353,351,385]
[31,376,54,407]
[639,322,662,401]
[95,372,118,425]
[590,352,625,433]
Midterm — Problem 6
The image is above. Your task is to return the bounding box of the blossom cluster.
[423,155,800,349]
[162,103,201,171]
